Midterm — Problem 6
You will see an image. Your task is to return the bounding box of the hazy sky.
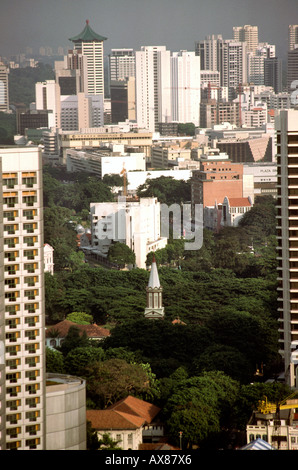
[0,0,296,59]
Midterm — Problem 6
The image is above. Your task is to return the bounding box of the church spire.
[144,253,165,320]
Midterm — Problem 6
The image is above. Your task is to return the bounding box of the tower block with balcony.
[144,254,165,320]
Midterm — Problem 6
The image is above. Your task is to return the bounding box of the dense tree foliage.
[136,176,191,204]
[0,112,16,144]
[9,63,54,107]
[43,166,282,448]
[107,242,136,266]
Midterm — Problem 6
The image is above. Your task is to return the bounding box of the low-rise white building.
[66,144,146,179]
[89,197,167,269]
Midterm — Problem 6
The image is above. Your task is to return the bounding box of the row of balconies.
[3,209,39,222]
[4,250,40,263]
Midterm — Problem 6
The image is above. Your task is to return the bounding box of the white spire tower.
[144,254,165,320]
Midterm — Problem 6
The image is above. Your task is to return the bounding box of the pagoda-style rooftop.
[69,20,107,42]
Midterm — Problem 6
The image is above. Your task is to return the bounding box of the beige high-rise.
[276,109,298,388]
[1,146,46,450]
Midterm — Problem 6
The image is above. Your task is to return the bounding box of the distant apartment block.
[289,25,298,51]
[0,64,9,113]
[109,48,136,82]
[233,25,259,54]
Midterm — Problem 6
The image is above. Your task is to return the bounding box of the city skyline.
[0,0,297,59]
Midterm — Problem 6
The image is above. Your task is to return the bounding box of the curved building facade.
[46,373,86,450]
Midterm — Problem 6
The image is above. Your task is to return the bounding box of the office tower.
[276,109,298,388]
[110,77,136,123]
[35,80,61,128]
[233,25,259,54]
[135,46,172,132]
[195,35,223,72]
[287,48,298,93]
[289,25,298,51]
[0,64,9,113]
[69,20,107,97]
[1,146,46,449]
[171,51,201,126]
[109,49,136,81]
[264,57,282,93]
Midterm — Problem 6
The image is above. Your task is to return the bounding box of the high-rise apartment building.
[69,20,107,97]
[135,46,172,132]
[233,25,259,54]
[195,35,223,72]
[1,146,46,449]
[109,49,136,82]
[221,40,248,89]
[0,64,9,113]
[276,109,298,388]
[196,36,247,90]
[289,25,298,51]
[171,51,201,126]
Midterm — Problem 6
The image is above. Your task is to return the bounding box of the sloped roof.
[86,409,144,430]
[148,254,161,289]
[69,20,107,42]
[108,395,161,424]
[227,197,252,207]
[240,438,276,450]
[45,319,110,339]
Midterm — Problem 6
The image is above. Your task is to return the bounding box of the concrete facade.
[46,373,86,450]
[1,146,46,450]
[90,197,167,269]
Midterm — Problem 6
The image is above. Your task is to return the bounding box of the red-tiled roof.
[86,409,144,430]
[45,319,110,338]
[227,197,252,207]
[108,395,161,424]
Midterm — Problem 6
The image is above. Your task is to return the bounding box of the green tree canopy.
[107,242,136,266]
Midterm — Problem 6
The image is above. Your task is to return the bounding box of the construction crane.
[257,391,298,414]
[120,164,127,197]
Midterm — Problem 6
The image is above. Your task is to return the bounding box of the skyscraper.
[1,146,46,449]
[135,46,172,132]
[276,109,298,388]
[171,51,201,126]
[69,20,107,97]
